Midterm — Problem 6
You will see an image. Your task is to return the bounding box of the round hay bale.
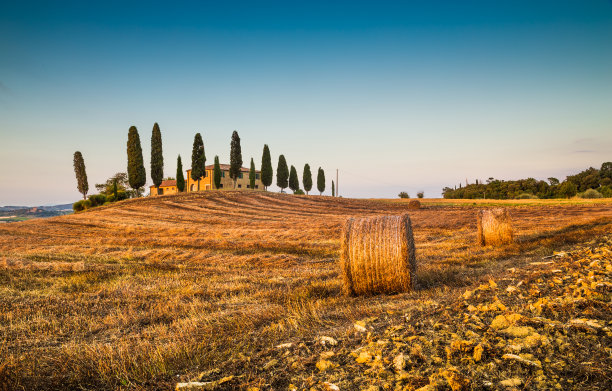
[477,208,513,246]
[340,214,416,296]
[407,200,421,209]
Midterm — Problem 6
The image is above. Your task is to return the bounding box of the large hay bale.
[340,214,416,296]
[407,200,421,209]
[477,208,513,246]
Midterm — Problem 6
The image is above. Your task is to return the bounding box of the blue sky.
[1,1,611,205]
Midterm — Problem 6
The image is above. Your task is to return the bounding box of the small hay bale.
[477,208,513,246]
[407,200,421,209]
[340,214,416,296]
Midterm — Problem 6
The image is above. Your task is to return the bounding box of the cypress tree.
[289,165,299,193]
[249,158,256,189]
[213,156,222,189]
[112,179,118,199]
[150,122,164,194]
[191,133,206,191]
[261,144,273,191]
[332,180,335,197]
[302,164,312,195]
[276,155,289,192]
[176,155,185,192]
[229,130,243,188]
[127,126,146,196]
[317,167,325,195]
[73,151,89,200]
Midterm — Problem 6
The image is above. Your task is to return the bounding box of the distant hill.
[0,204,72,222]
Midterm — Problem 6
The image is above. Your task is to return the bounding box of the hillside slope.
[0,191,611,390]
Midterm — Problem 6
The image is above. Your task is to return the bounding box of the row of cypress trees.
[76,124,328,198]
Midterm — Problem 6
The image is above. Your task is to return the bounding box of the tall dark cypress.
[73,151,89,200]
[276,155,289,192]
[150,122,164,194]
[176,155,185,192]
[112,179,118,199]
[191,133,206,191]
[213,156,222,189]
[261,144,273,191]
[317,167,325,195]
[229,130,243,188]
[332,180,335,197]
[302,164,312,195]
[249,158,256,189]
[289,165,299,193]
[127,126,146,196]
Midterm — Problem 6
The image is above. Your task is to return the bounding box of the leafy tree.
[302,164,312,195]
[332,180,335,197]
[176,155,185,192]
[96,173,128,194]
[95,173,132,199]
[417,191,424,199]
[249,158,256,189]
[150,122,164,194]
[127,126,146,196]
[558,181,578,198]
[566,167,600,192]
[213,156,222,189]
[276,155,289,192]
[261,144,273,191]
[548,177,560,186]
[398,191,409,199]
[289,165,299,193]
[229,130,243,188]
[317,167,325,195]
[191,133,206,191]
[73,151,89,200]
[601,162,612,181]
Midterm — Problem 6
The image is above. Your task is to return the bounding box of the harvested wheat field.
[0,191,611,390]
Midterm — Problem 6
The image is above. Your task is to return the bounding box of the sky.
[1,0,611,205]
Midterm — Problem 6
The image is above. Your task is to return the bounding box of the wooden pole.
[336,169,339,197]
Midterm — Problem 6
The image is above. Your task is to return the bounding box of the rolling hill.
[0,191,610,390]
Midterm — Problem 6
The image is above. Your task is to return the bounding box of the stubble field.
[0,191,610,390]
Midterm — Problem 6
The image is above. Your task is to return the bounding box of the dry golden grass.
[340,214,415,296]
[0,191,611,390]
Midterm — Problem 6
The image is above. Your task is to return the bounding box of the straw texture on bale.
[340,214,416,296]
[477,208,514,246]
[407,200,421,209]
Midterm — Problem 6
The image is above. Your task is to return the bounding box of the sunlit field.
[1,191,610,390]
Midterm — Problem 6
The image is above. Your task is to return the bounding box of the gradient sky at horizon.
[1,0,611,205]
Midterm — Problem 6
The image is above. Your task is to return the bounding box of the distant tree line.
[442,162,612,199]
[72,124,333,211]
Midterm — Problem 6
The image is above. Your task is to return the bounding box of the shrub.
[516,193,538,199]
[599,185,612,198]
[116,191,129,201]
[88,194,107,207]
[579,188,603,199]
[73,199,92,212]
[293,189,305,195]
[417,191,424,199]
[398,191,409,199]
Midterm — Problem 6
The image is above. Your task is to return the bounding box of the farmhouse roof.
[153,180,177,188]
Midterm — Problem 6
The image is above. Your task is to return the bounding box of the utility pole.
[336,169,339,197]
